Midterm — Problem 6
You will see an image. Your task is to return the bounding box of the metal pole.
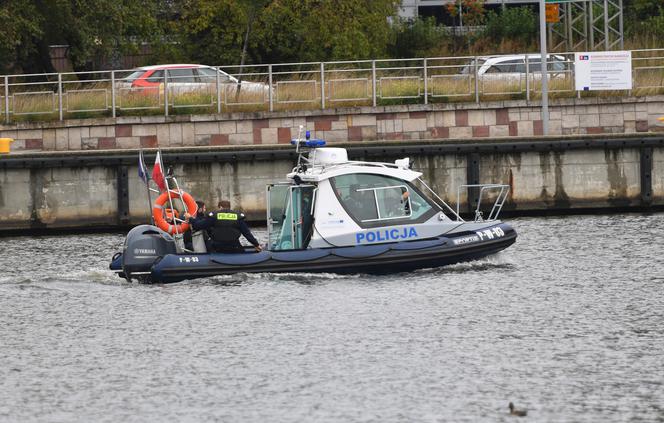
[4,76,9,123]
[160,151,178,236]
[268,64,273,112]
[589,2,595,49]
[164,69,169,117]
[526,56,530,101]
[565,3,574,51]
[539,0,549,135]
[423,58,428,105]
[372,60,377,107]
[604,0,609,50]
[140,150,154,224]
[58,73,63,121]
[618,0,624,49]
[583,1,589,50]
[216,66,221,114]
[111,71,116,118]
[474,55,479,103]
[320,62,325,110]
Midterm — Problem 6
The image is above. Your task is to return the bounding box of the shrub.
[483,7,538,46]
[389,17,449,58]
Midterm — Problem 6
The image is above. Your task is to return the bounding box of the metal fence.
[1,48,663,123]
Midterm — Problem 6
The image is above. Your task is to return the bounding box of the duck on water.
[110,130,517,283]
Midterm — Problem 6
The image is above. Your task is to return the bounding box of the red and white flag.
[152,151,167,192]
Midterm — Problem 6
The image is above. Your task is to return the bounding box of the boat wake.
[411,255,516,276]
[185,271,354,286]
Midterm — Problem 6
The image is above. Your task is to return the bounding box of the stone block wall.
[2,96,663,152]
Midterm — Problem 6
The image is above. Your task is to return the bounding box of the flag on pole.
[138,150,149,184]
[152,151,167,192]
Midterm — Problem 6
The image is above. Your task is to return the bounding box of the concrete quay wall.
[1,96,663,153]
[0,136,662,232]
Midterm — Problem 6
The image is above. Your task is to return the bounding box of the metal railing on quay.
[1,48,663,124]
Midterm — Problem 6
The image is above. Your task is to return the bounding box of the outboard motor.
[122,224,176,280]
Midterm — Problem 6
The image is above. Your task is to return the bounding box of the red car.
[119,64,269,98]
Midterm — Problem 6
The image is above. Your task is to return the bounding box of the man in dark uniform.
[184,201,210,251]
[190,199,262,253]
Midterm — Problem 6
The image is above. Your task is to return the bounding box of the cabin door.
[267,184,315,251]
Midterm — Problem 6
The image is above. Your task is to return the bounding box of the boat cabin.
[266,144,468,251]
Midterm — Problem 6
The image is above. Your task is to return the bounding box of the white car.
[460,54,570,81]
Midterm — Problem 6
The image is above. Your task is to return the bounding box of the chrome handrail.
[456,184,510,222]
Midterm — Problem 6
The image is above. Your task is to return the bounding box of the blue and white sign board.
[574,51,632,91]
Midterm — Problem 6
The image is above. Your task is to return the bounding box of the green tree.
[175,0,248,65]
[0,0,166,74]
[482,6,538,48]
[625,0,664,44]
[389,17,449,58]
[0,0,45,73]
[253,0,400,63]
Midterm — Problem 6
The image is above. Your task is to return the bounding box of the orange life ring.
[152,190,197,235]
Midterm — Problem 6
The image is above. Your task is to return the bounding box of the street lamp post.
[539,0,550,135]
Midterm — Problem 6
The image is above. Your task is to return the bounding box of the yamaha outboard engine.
[122,224,176,281]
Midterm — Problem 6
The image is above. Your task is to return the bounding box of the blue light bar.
[306,139,326,147]
[290,139,326,148]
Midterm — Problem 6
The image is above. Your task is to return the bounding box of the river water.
[1,214,663,422]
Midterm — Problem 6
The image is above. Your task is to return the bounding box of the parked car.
[460,54,570,81]
[118,64,269,99]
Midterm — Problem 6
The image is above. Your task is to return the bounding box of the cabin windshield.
[331,173,437,227]
[267,184,315,251]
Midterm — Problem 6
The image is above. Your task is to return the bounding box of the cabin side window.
[331,174,435,226]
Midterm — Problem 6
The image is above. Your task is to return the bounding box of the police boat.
[110,134,516,283]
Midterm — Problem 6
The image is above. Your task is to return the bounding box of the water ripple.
[1,215,663,422]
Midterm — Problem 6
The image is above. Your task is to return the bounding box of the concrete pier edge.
[1,133,664,233]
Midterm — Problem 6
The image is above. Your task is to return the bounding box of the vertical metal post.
[4,76,9,123]
[111,71,116,118]
[618,0,624,49]
[372,60,377,107]
[572,58,581,98]
[216,66,221,114]
[526,56,530,101]
[423,58,428,105]
[164,69,169,117]
[474,56,479,103]
[589,2,595,49]
[58,73,63,121]
[320,62,325,110]
[566,4,573,51]
[603,0,609,50]
[268,64,273,112]
[583,1,589,50]
[539,0,549,135]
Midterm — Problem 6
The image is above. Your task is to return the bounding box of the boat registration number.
[453,226,506,246]
[178,256,200,263]
[475,226,505,240]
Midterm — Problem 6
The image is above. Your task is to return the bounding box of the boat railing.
[456,184,510,222]
[315,160,400,171]
[416,178,463,221]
